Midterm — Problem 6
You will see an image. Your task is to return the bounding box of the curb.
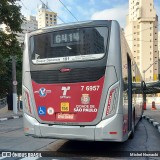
[142,115,160,133]
[0,115,23,122]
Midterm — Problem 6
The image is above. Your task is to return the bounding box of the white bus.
[22,20,143,142]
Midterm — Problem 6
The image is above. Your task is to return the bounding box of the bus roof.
[27,20,114,35]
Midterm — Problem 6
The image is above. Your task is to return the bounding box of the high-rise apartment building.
[17,16,38,44]
[125,0,158,82]
[37,3,57,29]
[1,15,38,44]
[158,32,160,56]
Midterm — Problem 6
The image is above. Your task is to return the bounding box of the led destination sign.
[52,30,80,46]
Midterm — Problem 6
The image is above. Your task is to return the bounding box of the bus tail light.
[23,90,32,115]
[103,86,119,118]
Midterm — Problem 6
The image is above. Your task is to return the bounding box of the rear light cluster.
[23,89,33,116]
[103,86,119,118]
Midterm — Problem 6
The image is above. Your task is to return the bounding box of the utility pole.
[12,56,17,114]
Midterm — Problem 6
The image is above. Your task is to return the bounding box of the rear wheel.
[129,112,135,139]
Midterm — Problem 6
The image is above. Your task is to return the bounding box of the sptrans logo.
[60,86,71,99]
[34,88,51,97]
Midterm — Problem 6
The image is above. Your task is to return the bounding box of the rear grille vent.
[31,67,106,84]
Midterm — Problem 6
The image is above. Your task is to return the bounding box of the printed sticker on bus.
[56,113,75,120]
[81,94,90,104]
[47,107,54,115]
[61,102,69,112]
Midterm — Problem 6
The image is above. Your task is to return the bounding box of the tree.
[0,0,24,98]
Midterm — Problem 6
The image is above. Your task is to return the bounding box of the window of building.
[137,25,140,29]
[46,17,48,20]
[150,70,152,73]
[46,14,48,16]
[150,9,152,12]
[50,18,52,20]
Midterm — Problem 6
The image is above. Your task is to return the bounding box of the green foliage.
[0,0,23,32]
[0,0,23,98]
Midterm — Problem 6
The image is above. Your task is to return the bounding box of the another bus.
[22,20,143,142]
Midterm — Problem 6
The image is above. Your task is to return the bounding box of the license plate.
[56,113,75,120]
[61,102,69,112]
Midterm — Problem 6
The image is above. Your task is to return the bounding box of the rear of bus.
[23,20,127,141]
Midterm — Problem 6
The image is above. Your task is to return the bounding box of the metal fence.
[0,97,7,109]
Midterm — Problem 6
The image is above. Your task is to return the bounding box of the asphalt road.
[0,118,160,160]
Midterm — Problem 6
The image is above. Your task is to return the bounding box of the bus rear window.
[30,27,108,64]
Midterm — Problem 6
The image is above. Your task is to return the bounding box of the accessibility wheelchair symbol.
[38,106,46,115]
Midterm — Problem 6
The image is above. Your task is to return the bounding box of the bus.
[22,20,144,142]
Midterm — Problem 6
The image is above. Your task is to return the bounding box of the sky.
[19,0,160,28]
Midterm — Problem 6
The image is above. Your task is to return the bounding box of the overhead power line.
[127,39,159,43]
[125,23,160,37]
[39,0,65,23]
[19,0,28,10]
[58,0,79,22]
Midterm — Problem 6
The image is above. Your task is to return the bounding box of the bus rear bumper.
[23,113,126,142]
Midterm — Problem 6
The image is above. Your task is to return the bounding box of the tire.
[139,115,142,121]
[129,112,135,139]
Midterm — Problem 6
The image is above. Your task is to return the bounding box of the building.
[125,0,159,82]
[158,32,160,57]
[1,16,38,44]
[37,3,57,29]
[17,16,38,44]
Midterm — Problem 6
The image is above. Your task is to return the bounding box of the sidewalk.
[0,110,23,121]
[143,109,160,133]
